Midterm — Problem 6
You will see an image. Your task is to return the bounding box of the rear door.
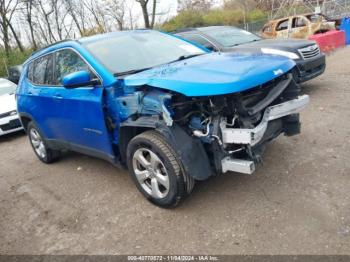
[275,18,290,39]
[290,16,310,38]
[51,48,113,157]
[26,53,60,139]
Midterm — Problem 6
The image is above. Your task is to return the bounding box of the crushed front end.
[170,73,309,175]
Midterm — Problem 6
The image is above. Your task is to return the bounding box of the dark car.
[8,65,23,84]
[174,26,326,83]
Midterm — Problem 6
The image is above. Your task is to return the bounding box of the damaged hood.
[124,52,296,97]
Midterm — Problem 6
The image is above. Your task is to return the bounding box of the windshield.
[0,79,16,96]
[83,31,206,75]
[201,27,261,47]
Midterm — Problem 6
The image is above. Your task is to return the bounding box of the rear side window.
[28,54,54,85]
[292,17,307,28]
[276,19,289,31]
[54,49,90,85]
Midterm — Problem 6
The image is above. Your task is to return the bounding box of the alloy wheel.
[132,148,170,199]
[30,128,46,159]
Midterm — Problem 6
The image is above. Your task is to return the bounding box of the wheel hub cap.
[132,148,170,199]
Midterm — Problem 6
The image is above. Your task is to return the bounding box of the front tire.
[127,130,194,208]
[27,122,59,164]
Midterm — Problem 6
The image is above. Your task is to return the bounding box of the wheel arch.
[18,113,34,131]
[119,116,213,181]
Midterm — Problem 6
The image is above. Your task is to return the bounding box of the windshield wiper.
[229,39,261,47]
[114,67,153,77]
[114,54,204,77]
[171,53,204,63]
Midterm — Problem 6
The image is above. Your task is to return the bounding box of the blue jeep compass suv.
[17,30,309,207]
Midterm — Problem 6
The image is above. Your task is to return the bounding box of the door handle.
[53,94,63,99]
[27,91,34,96]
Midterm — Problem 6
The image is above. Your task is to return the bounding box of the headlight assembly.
[261,48,300,60]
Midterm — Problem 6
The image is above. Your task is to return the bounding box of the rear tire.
[127,130,194,208]
[27,122,60,164]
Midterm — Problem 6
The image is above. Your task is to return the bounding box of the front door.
[51,48,113,157]
[275,18,290,39]
[290,16,310,39]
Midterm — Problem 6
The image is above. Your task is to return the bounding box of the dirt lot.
[1,47,350,255]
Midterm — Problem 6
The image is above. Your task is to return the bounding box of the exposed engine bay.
[169,73,308,174]
[111,72,309,177]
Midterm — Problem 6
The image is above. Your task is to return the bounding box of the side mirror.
[62,70,100,89]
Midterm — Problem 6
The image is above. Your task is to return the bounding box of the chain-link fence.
[235,19,268,34]
[322,0,350,18]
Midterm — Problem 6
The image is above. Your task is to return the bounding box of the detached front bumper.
[220,95,309,174]
[0,114,23,136]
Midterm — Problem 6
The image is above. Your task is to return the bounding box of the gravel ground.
[0,47,349,255]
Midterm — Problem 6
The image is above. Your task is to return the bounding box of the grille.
[0,119,21,131]
[298,45,321,60]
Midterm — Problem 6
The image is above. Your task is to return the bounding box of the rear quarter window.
[27,54,54,86]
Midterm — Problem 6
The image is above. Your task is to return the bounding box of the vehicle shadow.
[0,130,26,143]
[300,76,331,97]
[176,141,288,211]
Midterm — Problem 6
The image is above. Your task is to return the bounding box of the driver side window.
[54,49,90,85]
[276,19,289,31]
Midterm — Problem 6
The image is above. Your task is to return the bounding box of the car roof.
[268,13,323,23]
[174,25,238,34]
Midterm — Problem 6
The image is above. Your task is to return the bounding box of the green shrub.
[247,9,267,22]
[203,9,245,26]
[0,48,32,77]
[160,8,268,32]
[161,10,205,32]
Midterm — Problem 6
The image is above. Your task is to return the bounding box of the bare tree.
[135,0,157,29]
[52,0,69,40]
[64,0,86,35]
[105,0,127,30]
[36,0,57,43]
[21,0,37,49]
[0,0,19,56]
[177,0,213,11]
[127,1,139,29]
[7,16,24,51]
[84,0,109,32]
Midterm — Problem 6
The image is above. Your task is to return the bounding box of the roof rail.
[30,39,75,57]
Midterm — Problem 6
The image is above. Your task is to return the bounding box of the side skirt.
[46,139,119,167]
